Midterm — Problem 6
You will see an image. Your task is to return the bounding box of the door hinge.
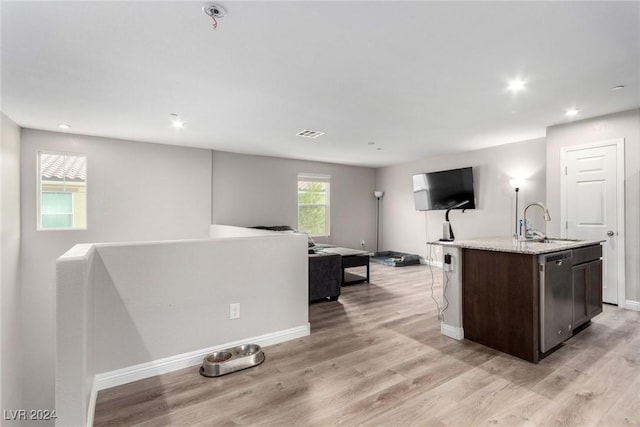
[565,221,568,230]
[565,166,568,175]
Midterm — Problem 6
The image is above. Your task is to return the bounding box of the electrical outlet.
[444,253,454,272]
[229,303,240,320]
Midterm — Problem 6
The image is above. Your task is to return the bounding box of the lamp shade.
[509,179,524,189]
[374,191,384,198]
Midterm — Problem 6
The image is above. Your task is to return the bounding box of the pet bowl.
[200,343,265,377]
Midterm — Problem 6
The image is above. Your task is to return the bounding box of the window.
[297,173,330,237]
[38,152,87,230]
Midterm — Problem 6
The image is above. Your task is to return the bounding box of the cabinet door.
[572,264,589,328]
[587,259,603,318]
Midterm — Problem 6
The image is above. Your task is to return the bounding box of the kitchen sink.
[541,238,578,244]
[531,238,581,244]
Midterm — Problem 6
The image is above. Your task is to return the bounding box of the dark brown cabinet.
[586,260,603,318]
[572,245,603,329]
[462,249,540,363]
[572,263,590,328]
[462,243,603,363]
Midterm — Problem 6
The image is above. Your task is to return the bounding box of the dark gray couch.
[308,252,341,302]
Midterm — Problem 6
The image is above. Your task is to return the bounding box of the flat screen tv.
[412,167,476,211]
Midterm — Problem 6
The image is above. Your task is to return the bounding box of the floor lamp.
[510,179,523,238]
[374,191,384,255]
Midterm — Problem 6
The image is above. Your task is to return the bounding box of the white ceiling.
[2,1,639,167]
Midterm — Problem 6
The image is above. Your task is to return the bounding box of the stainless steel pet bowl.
[200,343,265,377]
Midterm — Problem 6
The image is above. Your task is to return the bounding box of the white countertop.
[430,236,604,255]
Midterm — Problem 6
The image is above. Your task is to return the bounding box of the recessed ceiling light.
[507,79,526,93]
[58,123,71,130]
[565,108,580,117]
[611,85,625,91]
[296,130,325,139]
[170,113,184,129]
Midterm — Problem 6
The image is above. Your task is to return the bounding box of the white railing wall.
[56,226,309,426]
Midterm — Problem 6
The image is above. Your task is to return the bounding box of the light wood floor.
[94,263,640,426]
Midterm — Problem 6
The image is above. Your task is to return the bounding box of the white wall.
[93,234,308,373]
[375,138,547,260]
[20,129,212,418]
[211,151,377,250]
[1,114,22,417]
[56,228,308,426]
[56,244,95,427]
[546,108,640,304]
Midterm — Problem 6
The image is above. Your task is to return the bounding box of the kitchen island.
[432,237,603,363]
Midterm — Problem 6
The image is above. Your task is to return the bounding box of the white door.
[563,141,624,304]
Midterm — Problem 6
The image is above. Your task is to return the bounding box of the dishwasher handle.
[540,251,572,264]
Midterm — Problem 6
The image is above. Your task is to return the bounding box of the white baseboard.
[94,323,310,391]
[422,258,443,268]
[625,300,640,311]
[440,323,464,340]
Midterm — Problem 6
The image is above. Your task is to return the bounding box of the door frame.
[560,138,626,308]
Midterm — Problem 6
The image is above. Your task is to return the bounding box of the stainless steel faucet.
[522,202,551,239]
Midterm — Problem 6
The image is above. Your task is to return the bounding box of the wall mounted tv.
[412,167,476,211]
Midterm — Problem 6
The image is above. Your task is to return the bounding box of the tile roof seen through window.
[40,153,86,182]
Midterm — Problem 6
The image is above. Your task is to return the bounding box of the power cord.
[442,267,450,316]
[427,243,446,322]
[425,211,449,322]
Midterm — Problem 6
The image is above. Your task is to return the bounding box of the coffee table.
[316,247,370,285]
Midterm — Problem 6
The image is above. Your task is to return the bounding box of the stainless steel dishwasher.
[539,250,573,353]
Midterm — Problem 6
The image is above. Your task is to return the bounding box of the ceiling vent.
[296,130,325,139]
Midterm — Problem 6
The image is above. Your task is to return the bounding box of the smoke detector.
[202,3,227,19]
